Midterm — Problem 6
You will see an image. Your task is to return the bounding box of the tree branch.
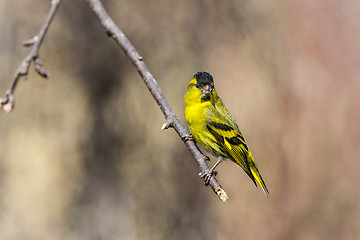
[87,0,228,201]
[0,0,62,113]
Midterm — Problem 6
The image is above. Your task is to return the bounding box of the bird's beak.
[201,85,212,96]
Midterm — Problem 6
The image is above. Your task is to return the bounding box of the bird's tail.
[249,162,269,198]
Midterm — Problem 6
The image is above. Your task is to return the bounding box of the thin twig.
[0,0,62,113]
[87,0,228,201]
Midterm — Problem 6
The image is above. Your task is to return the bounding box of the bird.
[184,71,269,197]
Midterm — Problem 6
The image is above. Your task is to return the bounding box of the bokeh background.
[1,0,360,239]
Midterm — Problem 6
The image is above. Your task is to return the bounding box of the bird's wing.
[206,104,252,174]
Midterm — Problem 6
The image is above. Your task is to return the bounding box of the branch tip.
[216,187,229,202]
[2,94,14,114]
[3,102,14,114]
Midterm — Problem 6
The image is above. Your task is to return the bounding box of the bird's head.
[185,72,218,105]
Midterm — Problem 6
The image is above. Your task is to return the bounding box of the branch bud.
[22,36,39,47]
[3,102,14,114]
[0,97,8,106]
[161,119,173,130]
[35,59,50,78]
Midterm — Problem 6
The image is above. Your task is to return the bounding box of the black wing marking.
[209,121,234,131]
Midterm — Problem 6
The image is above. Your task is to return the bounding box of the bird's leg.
[200,156,224,185]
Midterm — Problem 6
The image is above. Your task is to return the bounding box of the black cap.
[194,72,213,85]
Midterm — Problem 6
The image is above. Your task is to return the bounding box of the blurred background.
[1,0,360,239]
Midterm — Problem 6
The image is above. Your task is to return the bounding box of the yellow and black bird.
[184,71,269,197]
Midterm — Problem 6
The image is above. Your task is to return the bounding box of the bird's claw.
[182,134,194,142]
[200,170,218,185]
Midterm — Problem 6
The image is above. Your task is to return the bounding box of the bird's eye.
[195,83,199,88]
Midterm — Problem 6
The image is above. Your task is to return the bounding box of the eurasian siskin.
[184,71,269,197]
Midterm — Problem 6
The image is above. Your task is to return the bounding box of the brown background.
[1,0,359,239]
